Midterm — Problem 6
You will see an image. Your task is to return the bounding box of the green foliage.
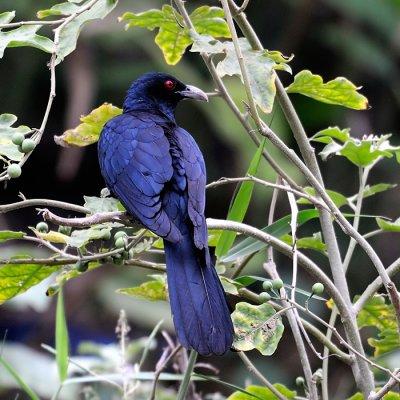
[286,70,368,110]
[312,127,400,167]
[56,0,118,63]
[216,139,265,257]
[120,5,230,65]
[56,288,69,382]
[0,230,25,242]
[37,2,82,19]
[0,263,58,304]
[117,274,167,301]
[222,209,319,263]
[0,16,54,58]
[281,232,326,253]
[357,294,400,356]
[348,183,396,203]
[0,113,30,162]
[231,302,284,355]
[297,186,348,208]
[376,217,400,232]
[83,195,124,213]
[220,276,240,295]
[227,384,296,400]
[55,103,122,147]
[192,36,291,113]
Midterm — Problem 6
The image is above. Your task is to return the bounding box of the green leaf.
[356,294,400,356]
[0,11,16,25]
[55,0,118,63]
[348,183,396,203]
[312,126,351,144]
[117,274,167,301]
[0,230,25,243]
[37,2,81,19]
[56,288,69,382]
[216,139,265,258]
[376,217,400,232]
[297,186,348,208]
[83,195,124,213]
[120,5,230,65]
[280,232,326,253]
[340,140,393,167]
[66,225,114,248]
[54,103,122,147]
[0,263,58,304]
[286,70,368,110]
[0,113,30,161]
[0,357,40,400]
[232,302,284,355]
[222,209,319,263]
[312,128,400,166]
[220,276,240,295]
[190,6,230,37]
[0,25,54,58]
[215,38,289,113]
[227,384,296,400]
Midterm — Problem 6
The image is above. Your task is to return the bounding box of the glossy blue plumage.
[98,73,233,355]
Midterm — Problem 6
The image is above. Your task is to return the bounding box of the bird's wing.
[174,127,208,249]
[99,113,181,242]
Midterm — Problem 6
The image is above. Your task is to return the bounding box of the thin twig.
[322,166,370,400]
[40,208,127,227]
[207,175,327,210]
[368,369,400,400]
[149,345,182,400]
[0,198,89,214]
[263,261,318,399]
[238,352,288,400]
[267,177,280,263]
[288,299,400,384]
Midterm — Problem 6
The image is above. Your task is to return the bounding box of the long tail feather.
[164,234,233,356]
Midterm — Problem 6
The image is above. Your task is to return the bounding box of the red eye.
[164,79,176,90]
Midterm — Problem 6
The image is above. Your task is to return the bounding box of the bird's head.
[123,72,208,118]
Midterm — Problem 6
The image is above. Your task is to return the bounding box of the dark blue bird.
[98,72,233,355]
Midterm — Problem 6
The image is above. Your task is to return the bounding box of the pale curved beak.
[179,85,209,102]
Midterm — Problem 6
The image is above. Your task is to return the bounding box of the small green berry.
[115,237,126,249]
[272,278,284,290]
[121,250,130,260]
[262,280,273,291]
[20,138,36,153]
[75,260,88,272]
[7,164,22,178]
[295,376,305,386]
[12,132,25,146]
[312,282,324,295]
[58,225,71,236]
[114,230,128,240]
[36,221,49,233]
[259,292,271,302]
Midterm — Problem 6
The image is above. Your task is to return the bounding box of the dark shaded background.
[1,0,400,399]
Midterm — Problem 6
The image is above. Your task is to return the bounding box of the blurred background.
[1,0,400,398]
